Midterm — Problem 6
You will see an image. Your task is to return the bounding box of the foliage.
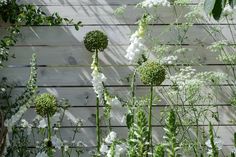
[204,0,236,20]
[0,0,82,67]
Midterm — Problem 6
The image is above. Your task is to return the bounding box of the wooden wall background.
[1,0,236,156]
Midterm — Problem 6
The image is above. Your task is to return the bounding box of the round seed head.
[84,30,108,52]
[35,93,57,117]
[138,61,166,85]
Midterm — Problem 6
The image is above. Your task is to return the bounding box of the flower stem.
[47,115,53,157]
[148,84,153,156]
[95,50,101,156]
[96,96,101,155]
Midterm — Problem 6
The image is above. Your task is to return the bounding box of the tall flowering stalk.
[84,30,108,156]
[35,93,58,157]
[138,61,166,155]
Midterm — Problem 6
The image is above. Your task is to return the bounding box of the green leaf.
[212,0,223,20]
[229,0,236,8]
[126,112,134,129]
[204,0,216,14]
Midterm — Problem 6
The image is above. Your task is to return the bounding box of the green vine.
[0,0,82,67]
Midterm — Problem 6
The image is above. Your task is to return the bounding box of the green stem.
[96,96,101,156]
[148,84,153,156]
[47,115,53,157]
[95,50,101,156]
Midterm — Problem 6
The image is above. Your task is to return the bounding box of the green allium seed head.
[84,30,108,52]
[35,93,57,117]
[138,61,166,85]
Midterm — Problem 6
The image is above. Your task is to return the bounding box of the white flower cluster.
[170,66,197,90]
[36,151,48,157]
[141,0,170,8]
[196,71,227,84]
[125,31,146,62]
[207,40,227,52]
[0,47,8,64]
[222,4,234,16]
[51,135,63,149]
[105,131,117,144]
[100,131,126,157]
[4,104,29,132]
[219,53,236,64]
[91,66,107,99]
[20,119,32,135]
[34,112,61,129]
[160,55,178,64]
[205,137,223,155]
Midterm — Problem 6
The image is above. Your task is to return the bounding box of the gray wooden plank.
[0,65,233,86]
[0,25,233,46]
[5,45,221,66]
[23,5,236,25]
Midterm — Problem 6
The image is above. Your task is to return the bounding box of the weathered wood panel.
[0,25,234,46]
[5,45,221,66]
[0,65,233,86]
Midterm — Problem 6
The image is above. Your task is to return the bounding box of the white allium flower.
[160,55,178,64]
[222,4,234,16]
[91,69,107,99]
[205,137,223,154]
[51,135,63,149]
[125,31,145,62]
[141,0,171,7]
[105,131,117,144]
[100,144,109,154]
[36,151,48,157]
[38,118,47,128]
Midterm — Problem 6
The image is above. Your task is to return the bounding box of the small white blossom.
[51,135,63,149]
[125,31,145,62]
[205,137,223,155]
[38,119,47,128]
[105,131,117,144]
[1,88,6,92]
[232,147,236,154]
[91,69,107,99]
[36,151,48,157]
[107,144,126,157]
[20,119,32,135]
[141,0,170,7]
[222,4,234,16]
[100,144,109,154]
[160,55,178,64]
[64,145,69,152]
